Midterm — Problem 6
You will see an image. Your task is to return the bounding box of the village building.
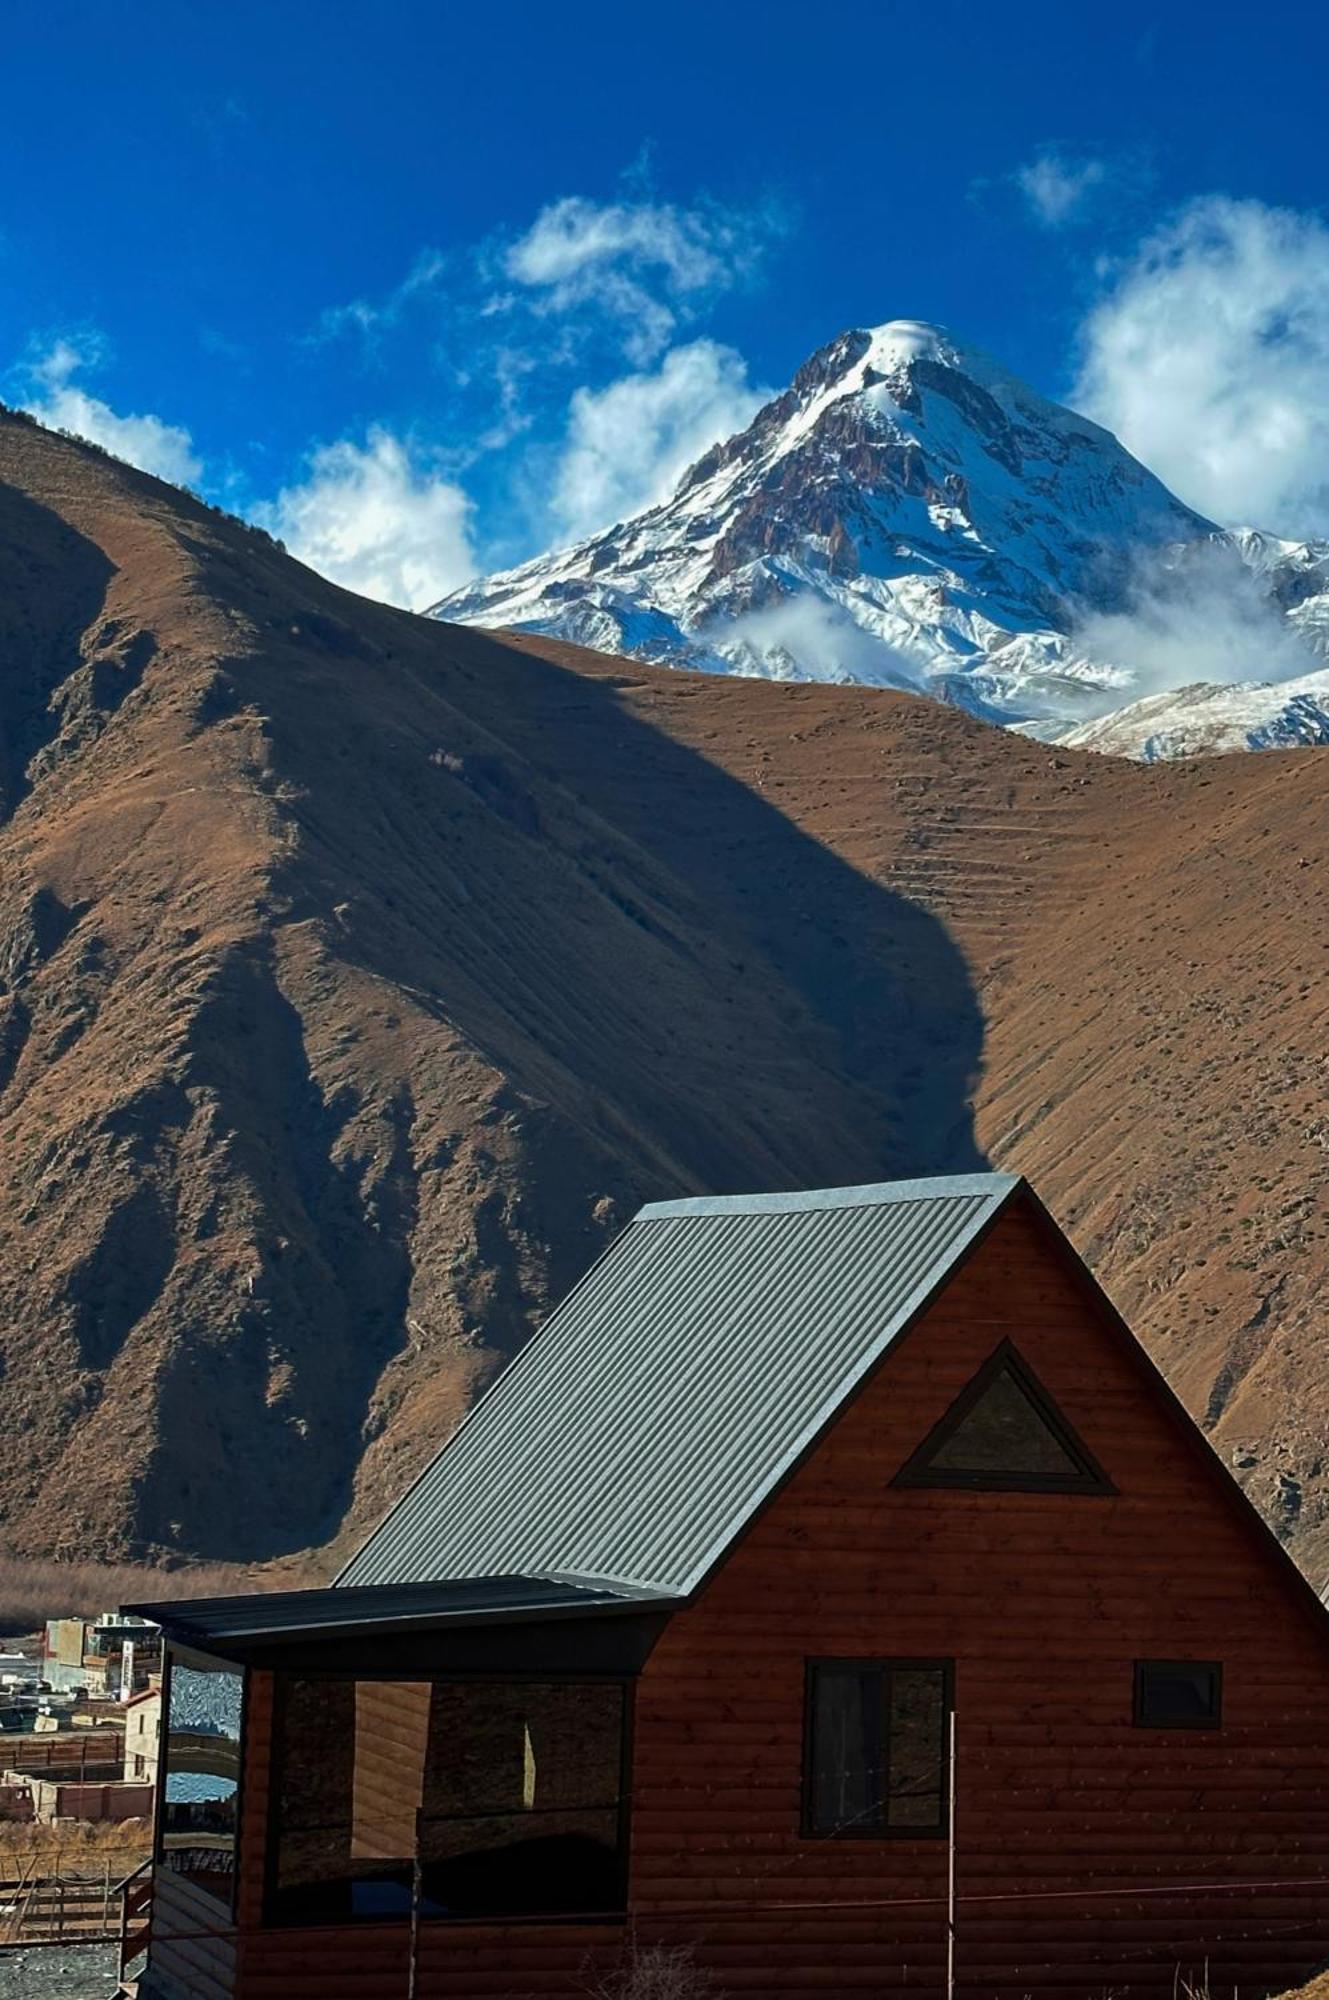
[1,1716,153,1826]
[125,1688,163,1789]
[43,1613,161,1698]
[9,1765,154,1825]
[130,1173,1329,2000]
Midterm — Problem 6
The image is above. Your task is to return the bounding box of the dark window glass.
[270,1677,627,1925]
[1134,1660,1222,1729]
[927,1367,1081,1478]
[895,1346,1110,1492]
[158,1656,243,1907]
[805,1661,950,1838]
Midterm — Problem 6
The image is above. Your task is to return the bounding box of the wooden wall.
[149,1868,237,2000]
[630,1196,1329,1997]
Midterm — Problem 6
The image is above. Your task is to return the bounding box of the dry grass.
[1159,1980,1329,2000]
[586,1946,722,2000]
[0,1816,151,1878]
[0,1555,312,1639]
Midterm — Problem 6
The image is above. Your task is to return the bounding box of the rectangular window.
[804,1659,951,1838]
[270,1676,629,1925]
[1134,1660,1222,1729]
[157,1654,244,1907]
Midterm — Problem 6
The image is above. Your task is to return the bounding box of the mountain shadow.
[0,482,114,822]
[269,620,990,1200]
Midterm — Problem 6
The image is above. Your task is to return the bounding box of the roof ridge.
[636,1171,1020,1222]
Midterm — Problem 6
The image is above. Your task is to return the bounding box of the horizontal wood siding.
[628,1197,1329,1997]
[150,1868,237,2000]
[233,1921,625,1998]
[235,1668,273,1936]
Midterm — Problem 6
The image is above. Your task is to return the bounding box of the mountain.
[433,321,1329,756]
[2,405,1329,1581]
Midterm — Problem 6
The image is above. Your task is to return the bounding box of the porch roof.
[127,1573,676,1653]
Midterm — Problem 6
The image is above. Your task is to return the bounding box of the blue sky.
[4,0,1329,606]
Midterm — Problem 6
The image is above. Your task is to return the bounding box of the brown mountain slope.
[0,409,1326,1574]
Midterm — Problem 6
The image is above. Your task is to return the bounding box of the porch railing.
[116,1856,154,1980]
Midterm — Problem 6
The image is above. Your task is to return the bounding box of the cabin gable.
[627,1194,1329,1993]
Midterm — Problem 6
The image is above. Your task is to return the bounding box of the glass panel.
[808,1664,948,1837]
[1138,1662,1220,1727]
[420,1681,625,1917]
[810,1667,884,1835]
[886,1668,946,1829]
[159,1658,243,1905]
[270,1677,626,1925]
[925,1365,1083,1479]
[351,1681,431,1859]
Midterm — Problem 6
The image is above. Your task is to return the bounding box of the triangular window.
[894,1341,1113,1493]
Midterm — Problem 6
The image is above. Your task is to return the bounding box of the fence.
[0,1858,121,1944]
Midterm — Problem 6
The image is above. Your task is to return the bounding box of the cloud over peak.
[1075,196,1329,537]
[550,338,769,543]
[503,193,779,364]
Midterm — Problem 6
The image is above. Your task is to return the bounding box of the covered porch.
[129,1577,676,1996]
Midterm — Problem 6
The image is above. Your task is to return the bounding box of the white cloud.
[1014,151,1107,228]
[722,593,917,689]
[311,249,448,348]
[1075,196,1329,537]
[256,428,475,610]
[550,339,768,542]
[504,195,769,364]
[22,338,201,485]
[1072,540,1321,701]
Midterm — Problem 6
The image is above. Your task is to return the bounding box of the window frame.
[263,1668,636,1929]
[801,1656,954,1842]
[155,1644,249,1921]
[892,1339,1116,1495]
[1133,1658,1223,1731]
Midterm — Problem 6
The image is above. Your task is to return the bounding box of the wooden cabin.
[131,1173,1329,2000]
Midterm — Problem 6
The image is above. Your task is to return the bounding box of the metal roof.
[341,1173,1020,1598]
[126,1574,672,1650]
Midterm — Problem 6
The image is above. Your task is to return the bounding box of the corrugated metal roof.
[126,1575,671,1649]
[341,1173,1021,1598]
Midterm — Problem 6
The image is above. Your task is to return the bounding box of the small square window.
[1134,1660,1222,1729]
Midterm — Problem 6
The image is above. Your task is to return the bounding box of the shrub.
[586,1945,722,2000]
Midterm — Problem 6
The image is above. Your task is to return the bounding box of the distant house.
[125,1687,162,1789]
[43,1612,161,1697]
[131,1174,1329,2000]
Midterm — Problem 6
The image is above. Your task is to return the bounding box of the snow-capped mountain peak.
[432,320,1329,757]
